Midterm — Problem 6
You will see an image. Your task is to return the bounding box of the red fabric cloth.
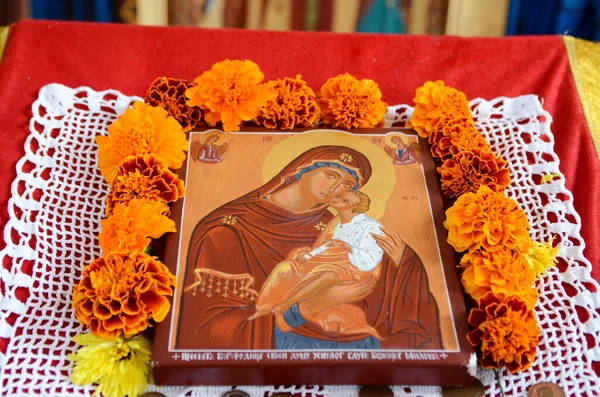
[0,20,598,357]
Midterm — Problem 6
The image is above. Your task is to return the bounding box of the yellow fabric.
[0,26,10,62]
[563,36,600,160]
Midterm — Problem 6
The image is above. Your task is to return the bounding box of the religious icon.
[190,132,228,163]
[152,129,475,386]
[384,135,420,165]
[168,130,458,352]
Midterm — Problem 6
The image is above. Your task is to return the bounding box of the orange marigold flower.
[437,148,511,199]
[407,80,472,138]
[318,73,387,129]
[72,251,176,340]
[256,75,320,130]
[106,154,185,215]
[96,101,188,182]
[99,199,176,255]
[444,186,531,253]
[145,76,206,132]
[460,248,539,309]
[428,117,490,160]
[467,294,540,373]
[185,59,276,133]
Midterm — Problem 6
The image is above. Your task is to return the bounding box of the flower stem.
[495,370,506,397]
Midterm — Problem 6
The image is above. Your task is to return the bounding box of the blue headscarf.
[294,161,361,191]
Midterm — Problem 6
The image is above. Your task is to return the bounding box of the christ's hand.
[288,246,312,261]
[371,227,406,267]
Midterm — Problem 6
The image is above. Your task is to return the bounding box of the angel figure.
[191,133,229,164]
[384,136,420,165]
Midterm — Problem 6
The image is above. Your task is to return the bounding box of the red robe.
[176,145,442,349]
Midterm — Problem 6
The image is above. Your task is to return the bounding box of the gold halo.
[262,130,395,219]
[194,129,226,144]
[385,132,417,147]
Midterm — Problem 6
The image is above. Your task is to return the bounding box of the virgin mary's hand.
[371,228,406,266]
[302,280,374,315]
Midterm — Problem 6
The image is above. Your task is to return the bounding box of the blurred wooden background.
[137,0,509,37]
[2,0,599,40]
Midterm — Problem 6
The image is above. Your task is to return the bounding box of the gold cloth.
[563,36,600,160]
[0,26,10,62]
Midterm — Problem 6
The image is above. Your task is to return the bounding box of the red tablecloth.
[0,20,597,288]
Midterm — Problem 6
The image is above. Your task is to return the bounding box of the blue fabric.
[93,0,113,23]
[594,0,600,40]
[395,147,406,159]
[555,0,588,34]
[295,162,360,190]
[31,0,115,22]
[72,1,87,20]
[31,0,68,20]
[357,0,404,34]
[282,303,307,328]
[507,0,559,35]
[275,327,380,349]
[507,0,600,40]
[276,304,380,349]
[296,161,360,190]
[506,0,522,35]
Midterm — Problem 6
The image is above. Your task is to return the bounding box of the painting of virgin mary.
[176,145,442,350]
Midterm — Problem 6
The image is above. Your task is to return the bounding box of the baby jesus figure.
[248,191,386,340]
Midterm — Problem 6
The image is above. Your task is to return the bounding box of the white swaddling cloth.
[305,214,385,271]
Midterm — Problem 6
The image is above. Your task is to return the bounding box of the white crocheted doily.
[0,84,598,397]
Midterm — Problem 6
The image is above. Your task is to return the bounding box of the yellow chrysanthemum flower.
[68,333,152,397]
[525,240,559,278]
